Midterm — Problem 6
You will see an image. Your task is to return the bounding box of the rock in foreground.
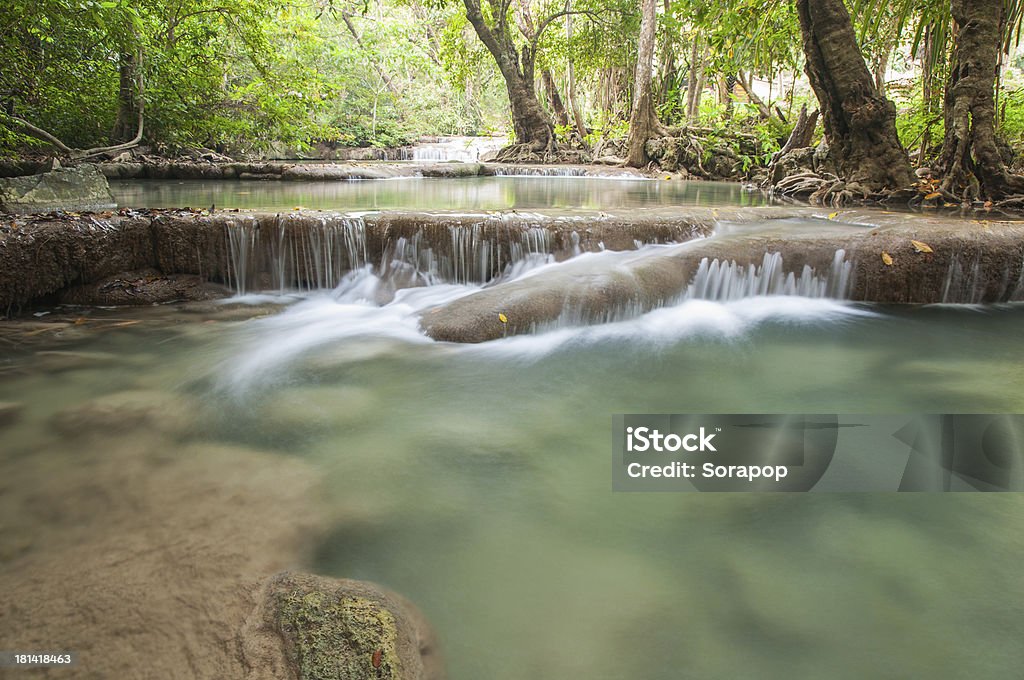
[244,571,445,680]
[0,164,116,213]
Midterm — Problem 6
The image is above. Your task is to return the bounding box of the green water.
[109,176,773,211]
[3,294,1022,678]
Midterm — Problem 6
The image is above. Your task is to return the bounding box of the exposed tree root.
[492,143,591,164]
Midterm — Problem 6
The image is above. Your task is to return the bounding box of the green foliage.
[0,0,508,155]
[998,89,1024,148]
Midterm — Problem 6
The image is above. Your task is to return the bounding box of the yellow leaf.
[498,313,508,324]
[924,192,942,200]
[911,240,933,253]
[881,252,893,266]
[828,211,840,219]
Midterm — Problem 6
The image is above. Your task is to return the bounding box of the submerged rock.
[59,268,231,306]
[0,401,23,429]
[34,350,120,373]
[243,571,444,680]
[51,389,195,438]
[0,164,116,213]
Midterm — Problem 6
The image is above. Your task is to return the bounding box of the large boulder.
[0,164,116,213]
[243,571,445,680]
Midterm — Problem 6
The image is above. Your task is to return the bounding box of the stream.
[3,175,1023,679]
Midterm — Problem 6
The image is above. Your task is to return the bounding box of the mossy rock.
[266,572,444,680]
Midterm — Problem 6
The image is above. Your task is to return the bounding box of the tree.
[795,0,913,192]
[460,0,556,150]
[937,0,1024,199]
[625,0,662,166]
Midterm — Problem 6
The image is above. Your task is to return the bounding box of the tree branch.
[532,9,598,51]
[5,116,75,154]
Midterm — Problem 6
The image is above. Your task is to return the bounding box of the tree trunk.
[937,0,1024,199]
[543,70,570,129]
[737,71,771,120]
[463,0,554,149]
[657,0,676,106]
[111,51,140,144]
[795,0,912,191]
[685,38,706,122]
[565,8,588,142]
[625,0,661,167]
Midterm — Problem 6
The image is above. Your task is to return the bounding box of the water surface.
[111,176,772,211]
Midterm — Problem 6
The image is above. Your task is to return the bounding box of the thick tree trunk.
[463,0,554,149]
[937,0,1024,199]
[795,0,912,191]
[625,0,661,167]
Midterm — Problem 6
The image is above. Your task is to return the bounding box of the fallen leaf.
[911,239,934,253]
[828,211,840,219]
[924,192,942,200]
[881,252,894,266]
[498,313,508,324]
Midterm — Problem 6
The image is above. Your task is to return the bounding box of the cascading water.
[409,136,504,162]
[685,250,854,301]
[225,215,368,293]
[226,215,566,293]
[535,248,855,332]
[377,224,554,285]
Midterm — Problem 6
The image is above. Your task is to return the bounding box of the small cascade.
[940,252,1024,304]
[684,250,853,301]
[941,254,986,304]
[410,136,504,162]
[226,215,368,294]
[226,218,259,295]
[379,224,553,285]
[519,249,857,340]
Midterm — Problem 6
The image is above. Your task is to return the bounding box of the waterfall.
[409,136,504,162]
[226,215,368,294]
[380,224,553,285]
[226,215,563,293]
[941,252,1024,304]
[684,250,854,301]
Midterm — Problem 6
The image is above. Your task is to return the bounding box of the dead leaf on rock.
[911,240,934,254]
[881,252,894,266]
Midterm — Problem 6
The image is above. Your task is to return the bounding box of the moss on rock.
[263,572,444,680]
